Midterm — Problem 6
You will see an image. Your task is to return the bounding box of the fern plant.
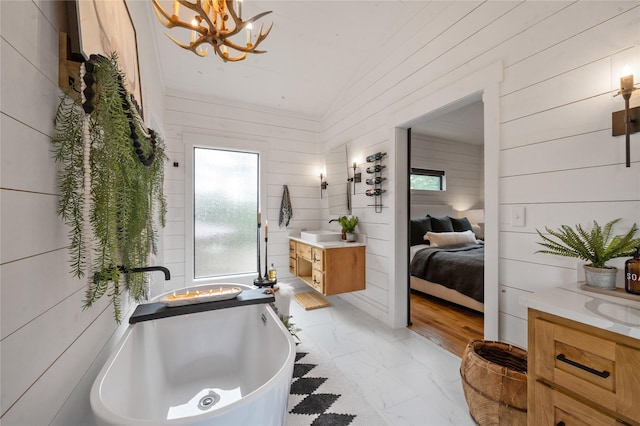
[535,219,640,269]
[53,54,166,322]
[338,215,359,233]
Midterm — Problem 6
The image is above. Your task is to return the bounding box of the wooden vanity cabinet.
[528,309,640,426]
[289,239,365,295]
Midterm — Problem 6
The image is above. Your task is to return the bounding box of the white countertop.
[520,284,640,340]
[288,236,366,249]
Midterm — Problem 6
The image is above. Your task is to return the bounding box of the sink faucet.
[118,265,171,281]
[329,218,339,223]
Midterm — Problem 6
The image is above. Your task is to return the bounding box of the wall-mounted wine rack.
[365,151,386,213]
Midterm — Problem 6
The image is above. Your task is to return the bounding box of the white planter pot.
[346,232,357,242]
[584,265,617,289]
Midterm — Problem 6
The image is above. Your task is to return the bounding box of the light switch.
[511,206,525,227]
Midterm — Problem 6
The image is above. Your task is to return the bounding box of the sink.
[300,230,342,243]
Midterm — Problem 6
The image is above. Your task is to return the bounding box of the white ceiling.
[146,1,483,143]
[148,0,427,118]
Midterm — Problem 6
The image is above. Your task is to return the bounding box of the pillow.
[410,217,432,246]
[427,215,454,232]
[450,216,473,232]
[426,230,477,247]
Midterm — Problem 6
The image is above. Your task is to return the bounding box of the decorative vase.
[346,232,356,242]
[584,265,618,289]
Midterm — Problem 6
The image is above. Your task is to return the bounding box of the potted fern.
[535,218,640,289]
[338,215,359,242]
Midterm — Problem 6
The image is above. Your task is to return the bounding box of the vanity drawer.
[533,318,640,420]
[296,242,312,260]
[289,240,296,258]
[311,269,324,293]
[289,257,297,275]
[534,381,619,426]
[312,247,324,271]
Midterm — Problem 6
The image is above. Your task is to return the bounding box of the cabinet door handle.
[313,255,321,262]
[556,354,610,378]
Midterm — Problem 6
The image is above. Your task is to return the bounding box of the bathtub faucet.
[118,265,171,281]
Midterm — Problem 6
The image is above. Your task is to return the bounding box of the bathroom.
[2,0,640,424]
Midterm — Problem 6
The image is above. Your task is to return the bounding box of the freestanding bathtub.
[90,285,296,426]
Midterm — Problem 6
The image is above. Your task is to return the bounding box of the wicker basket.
[460,340,528,425]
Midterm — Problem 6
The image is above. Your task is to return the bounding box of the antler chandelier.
[151,0,272,62]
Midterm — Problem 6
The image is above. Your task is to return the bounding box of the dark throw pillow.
[428,215,454,232]
[410,217,432,246]
[450,216,473,232]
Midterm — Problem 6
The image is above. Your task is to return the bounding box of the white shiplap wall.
[409,133,484,214]
[319,1,640,348]
[159,89,322,295]
[1,1,640,423]
[0,1,165,424]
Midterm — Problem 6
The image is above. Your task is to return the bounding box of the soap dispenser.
[625,247,640,295]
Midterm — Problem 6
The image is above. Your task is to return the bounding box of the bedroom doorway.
[406,96,486,357]
[391,61,501,344]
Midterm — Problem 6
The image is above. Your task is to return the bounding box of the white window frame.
[184,133,268,287]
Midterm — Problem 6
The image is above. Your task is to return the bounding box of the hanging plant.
[52,53,167,322]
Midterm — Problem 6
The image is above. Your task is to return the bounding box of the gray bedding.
[410,243,484,303]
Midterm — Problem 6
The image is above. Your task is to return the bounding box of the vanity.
[521,285,640,425]
[288,234,365,296]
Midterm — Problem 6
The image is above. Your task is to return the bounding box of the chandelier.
[151,0,272,62]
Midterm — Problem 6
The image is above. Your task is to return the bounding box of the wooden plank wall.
[319,1,640,347]
[409,133,484,214]
[161,89,322,295]
[0,1,165,424]
[3,4,638,424]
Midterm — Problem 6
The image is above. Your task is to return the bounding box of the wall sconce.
[320,173,328,198]
[349,161,361,195]
[612,65,639,167]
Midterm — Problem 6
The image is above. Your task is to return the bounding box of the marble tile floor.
[288,293,475,426]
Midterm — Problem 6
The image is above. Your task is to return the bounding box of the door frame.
[390,61,503,340]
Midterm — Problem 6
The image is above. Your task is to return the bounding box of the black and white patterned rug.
[285,338,387,426]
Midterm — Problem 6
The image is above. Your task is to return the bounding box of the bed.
[409,207,484,313]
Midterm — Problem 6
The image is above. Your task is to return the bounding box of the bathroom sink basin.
[300,230,342,243]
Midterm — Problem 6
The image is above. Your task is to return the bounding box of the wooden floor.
[408,290,484,357]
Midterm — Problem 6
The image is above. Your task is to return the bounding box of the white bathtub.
[90,285,296,425]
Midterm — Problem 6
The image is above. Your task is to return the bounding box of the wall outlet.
[511,206,525,227]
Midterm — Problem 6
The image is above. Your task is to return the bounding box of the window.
[410,168,445,191]
[193,147,259,278]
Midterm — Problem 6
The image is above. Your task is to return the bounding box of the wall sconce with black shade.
[349,162,361,195]
[320,173,328,198]
[612,66,639,167]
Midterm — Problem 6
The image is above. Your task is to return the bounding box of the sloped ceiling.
[148,0,428,118]
[146,1,483,141]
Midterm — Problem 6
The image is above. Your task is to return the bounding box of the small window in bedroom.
[410,168,445,191]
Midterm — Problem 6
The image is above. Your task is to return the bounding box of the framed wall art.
[68,0,144,117]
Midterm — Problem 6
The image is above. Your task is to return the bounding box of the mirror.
[326,144,351,215]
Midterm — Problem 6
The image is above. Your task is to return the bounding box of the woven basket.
[460,340,528,426]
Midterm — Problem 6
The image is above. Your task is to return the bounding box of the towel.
[279,185,293,227]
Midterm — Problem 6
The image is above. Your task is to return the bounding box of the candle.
[246,23,252,46]
[265,220,268,238]
[258,210,261,226]
[190,18,198,44]
[172,1,180,17]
